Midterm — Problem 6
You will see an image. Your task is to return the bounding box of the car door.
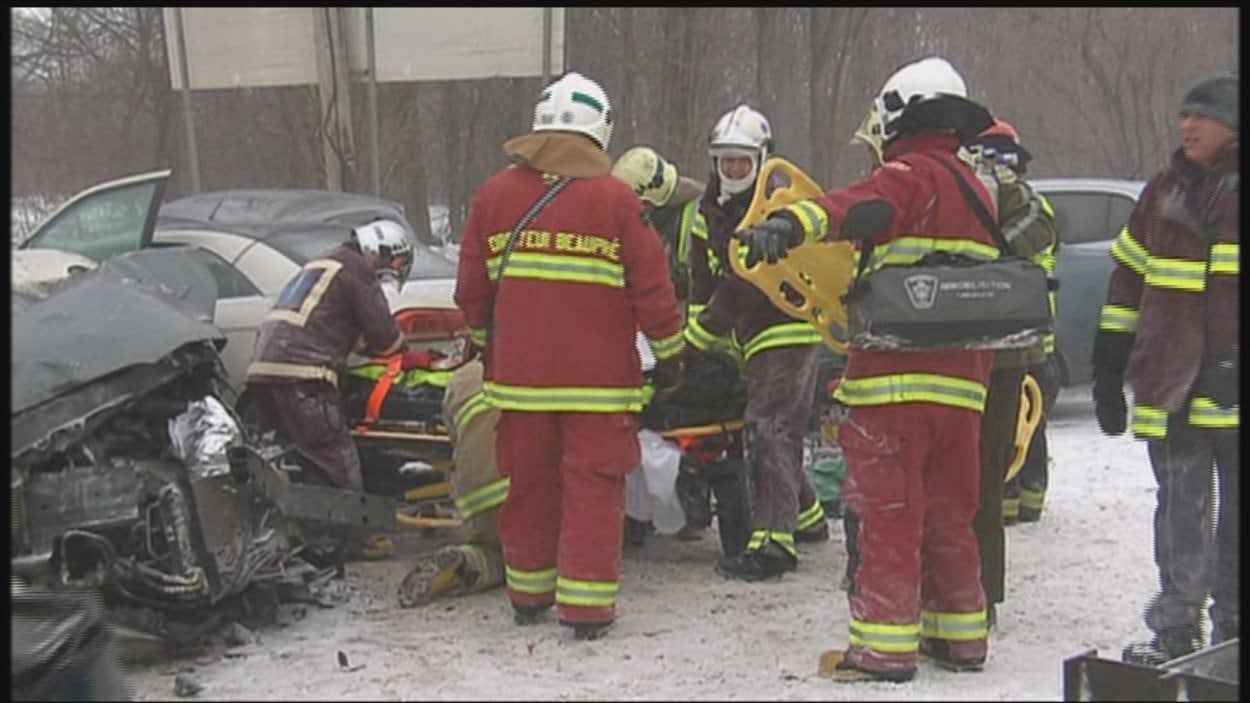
[17,169,172,262]
[1044,188,1138,387]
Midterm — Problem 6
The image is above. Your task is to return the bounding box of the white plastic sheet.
[625,429,686,535]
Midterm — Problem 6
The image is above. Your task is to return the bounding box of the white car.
[15,169,458,390]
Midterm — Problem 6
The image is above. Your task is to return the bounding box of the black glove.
[1092,376,1127,436]
[740,217,797,267]
[652,346,699,396]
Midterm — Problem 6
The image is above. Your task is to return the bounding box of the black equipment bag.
[845,155,1052,351]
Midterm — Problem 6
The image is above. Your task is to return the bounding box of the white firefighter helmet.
[352,218,415,286]
[874,56,968,144]
[532,71,614,150]
[611,146,679,207]
[708,104,773,200]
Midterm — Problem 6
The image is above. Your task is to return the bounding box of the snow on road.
[127,384,1163,701]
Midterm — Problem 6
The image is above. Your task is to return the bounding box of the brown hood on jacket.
[502,132,610,178]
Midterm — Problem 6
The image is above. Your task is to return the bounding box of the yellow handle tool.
[728,157,856,354]
[1004,373,1043,483]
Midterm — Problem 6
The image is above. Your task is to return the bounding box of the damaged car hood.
[11,248,226,456]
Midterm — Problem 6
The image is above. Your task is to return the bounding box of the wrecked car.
[10,247,397,646]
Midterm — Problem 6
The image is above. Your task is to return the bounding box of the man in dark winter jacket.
[1092,71,1239,666]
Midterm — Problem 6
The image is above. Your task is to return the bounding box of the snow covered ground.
[126,383,1166,701]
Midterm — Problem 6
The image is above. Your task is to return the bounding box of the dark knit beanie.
[1180,71,1238,131]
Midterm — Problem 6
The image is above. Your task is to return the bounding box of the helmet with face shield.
[352,218,415,291]
[708,104,773,202]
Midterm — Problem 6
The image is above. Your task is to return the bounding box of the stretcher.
[356,416,751,532]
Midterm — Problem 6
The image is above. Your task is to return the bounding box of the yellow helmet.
[611,145,679,207]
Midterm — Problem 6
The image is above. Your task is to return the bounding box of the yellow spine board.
[728,158,856,354]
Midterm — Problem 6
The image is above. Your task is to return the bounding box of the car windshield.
[265,226,457,280]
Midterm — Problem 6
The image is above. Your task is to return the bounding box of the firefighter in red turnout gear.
[739,57,998,682]
[454,71,686,641]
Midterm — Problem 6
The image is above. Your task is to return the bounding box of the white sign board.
[347,8,565,82]
[164,7,564,90]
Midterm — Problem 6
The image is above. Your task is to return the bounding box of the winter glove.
[740,217,797,267]
[1092,376,1127,436]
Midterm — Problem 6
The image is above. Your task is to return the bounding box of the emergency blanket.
[626,430,687,535]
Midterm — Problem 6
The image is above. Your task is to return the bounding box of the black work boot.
[513,604,550,626]
[919,639,986,672]
[560,619,613,641]
[715,544,797,582]
[1121,625,1204,666]
[795,519,831,544]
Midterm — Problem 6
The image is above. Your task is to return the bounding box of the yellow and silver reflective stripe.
[849,619,921,654]
[1132,405,1168,439]
[686,301,707,321]
[1098,305,1139,333]
[1110,226,1149,276]
[1021,488,1046,511]
[454,391,493,429]
[505,565,557,595]
[796,500,826,531]
[1189,397,1239,429]
[469,326,488,347]
[1209,243,1239,275]
[455,477,510,519]
[741,322,821,361]
[246,361,339,388]
[1145,256,1206,293]
[684,316,728,352]
[865,236,1000,271]
[555,576,619,608]
[1038,192,1056,219]
[1032,241,1057,342]
[487,252,625,288]
[746,529,797,557]
[678,200,703,265]
[834,373,988,413]
[921,609,988,641]
[688,204,709,243]
[1002,496,1021,519]
[648,330,687,360]
[784,200,830,242]
[483,382,644,413]
[460,544,491,577]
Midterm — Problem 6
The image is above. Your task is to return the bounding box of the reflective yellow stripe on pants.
[796,500,826,531]
[505,565,556,595]
[849,619,921,654]
[746,529,796,557]
[454,477,510,520]
[921,609,989,641]
[555,576,619,609]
